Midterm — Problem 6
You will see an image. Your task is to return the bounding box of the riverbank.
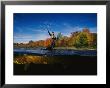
[14,47,96,50]
[54,47,96,50]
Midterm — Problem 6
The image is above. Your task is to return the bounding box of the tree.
[83,27,90,33]
[68,31,81,47]
[29,40,34,44]
[44,38,52,47]
[91,33,97,48]
[61,36,69,47]
[74,32,88,48]
[57,32,63,40]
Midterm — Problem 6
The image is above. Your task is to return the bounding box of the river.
[14,48,97,56]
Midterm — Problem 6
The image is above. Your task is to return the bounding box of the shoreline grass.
[54,47,96,50]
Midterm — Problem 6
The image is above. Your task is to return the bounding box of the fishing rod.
[45,28,49,32]
[43,28,51,33]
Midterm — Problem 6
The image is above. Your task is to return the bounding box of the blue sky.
[14,13,97,43]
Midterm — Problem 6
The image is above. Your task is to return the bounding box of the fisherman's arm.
[48,31,51,36]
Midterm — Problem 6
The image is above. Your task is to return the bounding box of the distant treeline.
[14,28,97,49]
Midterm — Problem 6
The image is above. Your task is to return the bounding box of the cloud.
[14,33,50,43]
[59,23,97,36]
[15,27,23,33]
[14,34,33,39]
[60,23,82,36]
[31,29,47,33]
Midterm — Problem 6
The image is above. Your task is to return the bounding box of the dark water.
[14,48,97,75]
[14,48,97,56]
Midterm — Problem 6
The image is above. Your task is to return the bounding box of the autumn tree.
[44,38,52,47]
[82,27,90,33]
[74,32,88,48]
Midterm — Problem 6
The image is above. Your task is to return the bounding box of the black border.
[1,0,109,88]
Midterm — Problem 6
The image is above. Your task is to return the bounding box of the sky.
[14,13,97,43]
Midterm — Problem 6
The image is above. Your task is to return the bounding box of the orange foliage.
[44,38,52,47]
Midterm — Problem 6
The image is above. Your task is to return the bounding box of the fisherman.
[48,30,56,49]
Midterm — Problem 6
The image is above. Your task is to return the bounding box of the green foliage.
[57,32,63,40]
[74,32,88,48]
